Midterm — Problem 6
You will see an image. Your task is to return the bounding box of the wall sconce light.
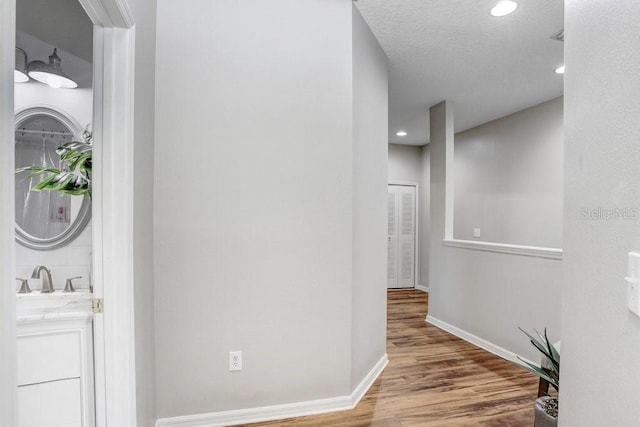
[15,47,78,88]
[14,47,29,83]
[28,48,78,89]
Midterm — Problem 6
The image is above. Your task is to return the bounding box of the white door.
[387,185,416,288]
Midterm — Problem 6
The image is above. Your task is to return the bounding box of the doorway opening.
[14,2,95,425]
[4,0,137,425]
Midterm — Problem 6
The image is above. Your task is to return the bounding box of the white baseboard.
[415,284,429,293]
[155,354,388,427]
[425,315,531,365]
[350,353,388,405]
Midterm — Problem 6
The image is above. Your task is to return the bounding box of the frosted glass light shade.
[490,1,518,17]
[28,48,77,89]
[15,47,28,83]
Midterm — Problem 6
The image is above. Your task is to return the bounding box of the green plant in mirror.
[16,127,92,198]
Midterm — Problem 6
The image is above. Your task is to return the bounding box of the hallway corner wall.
[351,3,388,387]
[560,1,640,424]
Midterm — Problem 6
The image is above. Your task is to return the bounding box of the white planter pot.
[534,396,558,427]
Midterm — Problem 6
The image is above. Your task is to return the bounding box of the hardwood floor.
[241,290,539,426]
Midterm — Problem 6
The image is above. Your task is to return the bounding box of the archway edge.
[79,0,134,28]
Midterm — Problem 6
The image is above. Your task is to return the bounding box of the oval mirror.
[14,107,91,250]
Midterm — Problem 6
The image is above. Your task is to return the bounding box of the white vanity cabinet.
[16,297,95,427]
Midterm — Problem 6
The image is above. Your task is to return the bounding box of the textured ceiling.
[16,0,562,146]
[355,0,564,146]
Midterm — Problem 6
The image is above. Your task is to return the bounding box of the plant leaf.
[518,327,553,360]
[517,356,560,391]
[16,166,62,176]
[518,327,560,392]
[16,129,92,198]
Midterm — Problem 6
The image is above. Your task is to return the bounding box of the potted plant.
[16,127,92,198]
[518,328,560,427]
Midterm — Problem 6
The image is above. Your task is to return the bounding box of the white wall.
[428,100,561,363]
[560,1,640,425]
[454,98,563,248]
[388,144,422,184]
[154,0,379,419]
[14,33,93,290]
[419,146,430,289]
[127,0,158,425]
[351,5,388,387]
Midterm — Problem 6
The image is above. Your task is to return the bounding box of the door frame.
[1,0,137,425]
[1,3,18,424]
[388,181,420,289]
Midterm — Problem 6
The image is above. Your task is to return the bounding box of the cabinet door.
[18,378,82,427]
[17,331,81,386]
[387,185,416,288]
[17,317,95,427]
[397,185,416,288]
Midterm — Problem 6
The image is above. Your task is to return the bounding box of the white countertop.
[16,290,94,323]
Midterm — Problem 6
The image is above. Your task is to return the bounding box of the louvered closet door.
[387,185,416,288]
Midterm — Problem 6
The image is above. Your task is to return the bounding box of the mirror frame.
[14,106,92,251]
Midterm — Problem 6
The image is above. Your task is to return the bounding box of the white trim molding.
[78,0,134,28]
[83,1,136,426]
[415,284,429,293]
[426,315,535,366]
[0,2,18,425]
[350,354,388,406]
[155,354,388,427]
[442,239,562,260]
[92,24,137,427]
[388,180,418,187]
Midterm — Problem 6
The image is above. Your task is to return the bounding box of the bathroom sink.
[16,290,93,321]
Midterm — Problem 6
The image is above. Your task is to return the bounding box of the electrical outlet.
[229,351,242,371]
[473,228,481,238]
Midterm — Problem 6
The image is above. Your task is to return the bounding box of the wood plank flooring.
[241,290,539,426]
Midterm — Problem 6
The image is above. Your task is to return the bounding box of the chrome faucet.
[32,265,54,293]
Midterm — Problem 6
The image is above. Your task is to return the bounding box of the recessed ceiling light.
[490,1,518,17]
[555,65,565,74]
[396,131,407,137]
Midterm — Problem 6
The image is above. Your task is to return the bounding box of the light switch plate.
[626,252,640,317]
